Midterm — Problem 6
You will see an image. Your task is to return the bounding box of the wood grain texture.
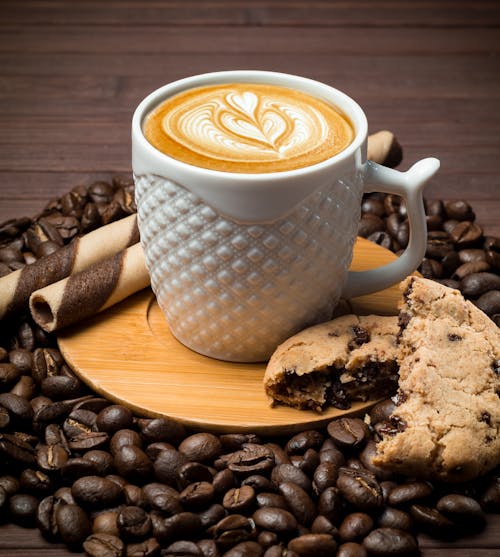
[0,1,499,554]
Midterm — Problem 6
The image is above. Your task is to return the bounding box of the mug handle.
[342,157,440,299]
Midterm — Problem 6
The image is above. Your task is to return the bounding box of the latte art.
[144,83,354,173]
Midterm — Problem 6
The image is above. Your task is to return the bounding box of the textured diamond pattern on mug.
[135,174,361,361]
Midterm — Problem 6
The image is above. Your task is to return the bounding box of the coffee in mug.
[143,83,354,173]
[132,71,439,362]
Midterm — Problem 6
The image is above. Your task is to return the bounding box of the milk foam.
[144,83,354,173]
[163,89,331,163]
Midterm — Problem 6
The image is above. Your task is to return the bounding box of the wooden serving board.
[58,237,404,435]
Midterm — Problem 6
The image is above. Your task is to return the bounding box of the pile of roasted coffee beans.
[0,177,499,557]
[359,193,500,326]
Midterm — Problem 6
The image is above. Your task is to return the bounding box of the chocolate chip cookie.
[264,314,400,412]
[373,276,500,482]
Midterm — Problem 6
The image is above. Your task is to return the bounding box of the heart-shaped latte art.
[163,87,332,162]
[145,83,354,172]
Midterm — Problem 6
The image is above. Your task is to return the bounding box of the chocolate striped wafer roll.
[29,243,149,332]
[0,214,139,321]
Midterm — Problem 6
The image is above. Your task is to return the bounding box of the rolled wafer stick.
[29,243,149,332]
[367,130,403,168]
[0,214,139,321]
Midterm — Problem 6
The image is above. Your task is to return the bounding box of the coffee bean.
[440,249,461,274]
[19,468,52,495]
[426,231,454,259]
[444,200,475,221]
[145,441,174,460]
[92,511,120,536]
[277,481,315,527]
[114,445,153,484]
[223,485,255,513]
[143,482,182,515]
[449,221,483,246]
[336,542,367,557]
[253,507,298,534]
[288,533,337,557]
[358,214,385,238]
[10,493,39,526]
[362,197,386,217]
[177,480,214,512]
[0,392,33,421]
[317,487,343,524]
[138,417,187,445]
[61,457,102,481]
[0,475,19,497]
[271,464,311,492]
[410,504,457,537]
[126,538,161,557]
[367,231,394,250]
[338,512,373,542]
[453,260,491,280]
[211,468,236,497]
[10,375,36,399]
[210,515,258,549]
[219,433,261,452]
[72,476,123,509]
[69,431,109,451]
[262,546,294,557]
[178,461,214,488]
[369,400,396,424]
[480,476,500,512]
[461,272,500,297]
[327,418,369,449]
[179,432,222,463]
[64,408,98,437]
[41,375,83,400]
[358,441,393,480]
[0,432,36,464]
[387,482,433,507]
[475,290,500,316]
[96,405,134,433]
[224,444,275,477]
[83,533,125,557]
[285,430,324,455]
[8,348,32,372]
[0,363,22,386]
[313,461,339,494]
[198,502,226,530]
[309,515,338,536]
[337,467,383,512]
[196,539,219,557]
[153,447,188,486]
[36,495,62,539]
[436,494,485,528]
[363,528,418,555]
[256,492,288,510]
[266,442,291,466]
[486,249,500,269]
[56,503,91,548]
[161,511,203,544]
[116,505,151,541]
[376,507,411,533]
[110,429,142,455]
[83,449,114,476]
[163,540,203,557]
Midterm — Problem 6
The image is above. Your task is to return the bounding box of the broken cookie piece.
[264,314,400,412]
[373,276,500,482]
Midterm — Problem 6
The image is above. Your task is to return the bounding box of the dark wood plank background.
[0,1,499,555]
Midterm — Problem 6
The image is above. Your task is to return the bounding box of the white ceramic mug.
[132,70,439,362]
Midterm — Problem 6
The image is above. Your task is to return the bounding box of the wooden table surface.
[0,1,499,555]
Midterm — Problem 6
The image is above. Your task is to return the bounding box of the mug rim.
[132,70,368,181]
